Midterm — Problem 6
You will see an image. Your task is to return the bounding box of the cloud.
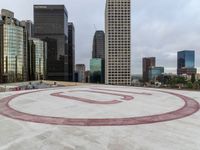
[0,0,199,74]
[133,0,200,74]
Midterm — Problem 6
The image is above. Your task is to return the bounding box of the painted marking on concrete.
[70,90,134,101]
[0,89,199,126]
[51,90,134,105]
[91,88,152,96]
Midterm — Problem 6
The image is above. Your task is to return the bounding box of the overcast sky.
[0,0,200,74]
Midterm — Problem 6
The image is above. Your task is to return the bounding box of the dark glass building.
[74,71,79,82]
[177,50,197,75]
[68,22,75,82]
[34,5,68,81]
[28,38,47,80]
[92,31,105,59]
[90,58,104,83]
[91,31,105,83]
[143,57,156,82]
[148,67,164,81]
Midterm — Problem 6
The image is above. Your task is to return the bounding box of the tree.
[193,81,200,90]
[176,76,186,84]
[198,80,200,85]
[191,74,196,83]
[186,81,193,89]
[169,77,177,88]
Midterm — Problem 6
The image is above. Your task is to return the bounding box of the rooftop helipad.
[0,84,200,150]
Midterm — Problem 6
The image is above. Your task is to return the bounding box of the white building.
[105,0,131,85]
[75,64,86,83]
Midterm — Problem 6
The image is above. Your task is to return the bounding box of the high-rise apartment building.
[34,5,68,81]
[92,31,105,59]
[143,57,156,82]
[105,0,131,85]
[68,22,75,82]
[177,50,197,75]
[0,9,28,83]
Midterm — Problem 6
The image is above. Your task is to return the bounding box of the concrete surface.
[0,85,200,150]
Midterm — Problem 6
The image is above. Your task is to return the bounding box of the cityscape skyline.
[0,0,200,74]
[0,2,200,149]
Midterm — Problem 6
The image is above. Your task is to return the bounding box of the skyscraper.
[105,0,131,85]
[28,38,47,81]
[68,22,75,82]
[177,50,197,75]
[90,30,105,83]
[0,9,28,83]
[92,31,105,59]
[143,57,156,82]
[34,5,68,81]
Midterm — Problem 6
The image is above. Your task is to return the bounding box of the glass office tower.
[34,5,68,81]
[3,25,24,82]
[28,38,47,80]
[0,9,27,83]
[91,30,105,83]
[177,50,197,75]
[92,31,105,59]
[148,67,164,81]
[90,58,104,83]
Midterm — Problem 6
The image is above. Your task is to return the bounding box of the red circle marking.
[0,89,199,126]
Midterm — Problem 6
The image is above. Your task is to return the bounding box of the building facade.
[90,58,104,83]
[148,67,164,81]
[177,50,197,76]
[0,9,28,83]
[75,64,85,83]
[21,20,34,39]
[68,22,75,82]
[143,57,156,82]
[196,73,200,80]
[85,70,90,83]
[105,0,131,85]
[34,5,68,81]
[91,30,105,83]
[92,31,105,59]
[74,71,79,82]
[28,38,47,80]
